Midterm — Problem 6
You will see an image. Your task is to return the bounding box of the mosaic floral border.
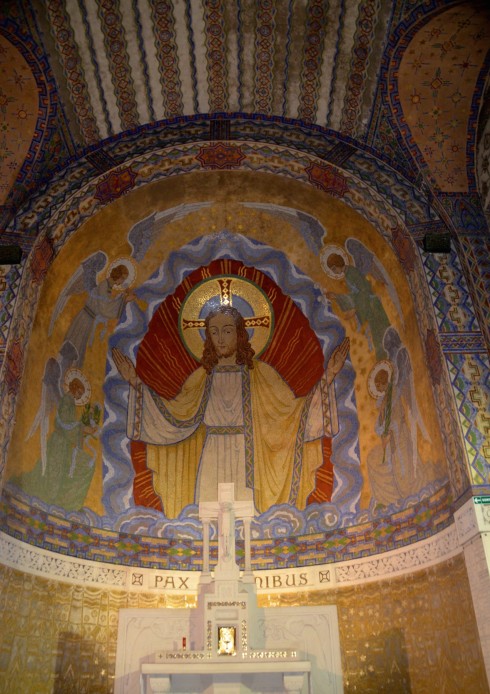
[0,483,454,572]
[0,520,461,594]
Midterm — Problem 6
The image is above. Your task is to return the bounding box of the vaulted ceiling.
[0,0,489,234]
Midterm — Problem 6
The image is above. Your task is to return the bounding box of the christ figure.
[113,305,349,516]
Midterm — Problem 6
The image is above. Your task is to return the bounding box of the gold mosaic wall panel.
[0,555,487,693]
[262,555,488,693]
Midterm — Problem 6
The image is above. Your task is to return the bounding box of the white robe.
[127,362,337,516]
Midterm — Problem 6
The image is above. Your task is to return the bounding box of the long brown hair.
[201,306,255,374]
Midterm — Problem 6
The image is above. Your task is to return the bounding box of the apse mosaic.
[5,191,447,559]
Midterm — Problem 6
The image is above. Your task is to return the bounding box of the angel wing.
[128,203,214,261]
[384,327,430,472]
[241,203,327,253]
[346,238,404,326]
[26,358,62,475]
[26,341,79,475]
[48,251,108,336]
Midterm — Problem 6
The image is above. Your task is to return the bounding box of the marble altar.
[114,485,343,693]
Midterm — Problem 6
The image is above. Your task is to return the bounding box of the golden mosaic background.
[7,172,445,518]
[0,555,486,693]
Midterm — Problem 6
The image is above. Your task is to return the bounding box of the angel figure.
[49,252,137,368]
[26,339,79,474]
[322,239,403,360]
[13,369,99,511]
[366,329,431,507]
[49,203,213,368]
[382,326,430,475]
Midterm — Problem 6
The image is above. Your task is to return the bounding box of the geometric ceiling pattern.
[0,0,489,231]
[41,0,393,144]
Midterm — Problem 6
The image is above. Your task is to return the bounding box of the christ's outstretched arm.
[326,337,350,385]
[112,347,139,388]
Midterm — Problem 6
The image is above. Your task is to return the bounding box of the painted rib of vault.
[102,231,362,538]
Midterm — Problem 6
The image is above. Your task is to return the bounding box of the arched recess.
[0,135,461,571]
[386,1,490,195]
[0,33,38,207]
[476,75,490,217]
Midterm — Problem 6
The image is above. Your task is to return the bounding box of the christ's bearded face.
[208,312,238,362]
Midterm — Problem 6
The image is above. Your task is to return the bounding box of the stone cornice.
[0,523,461,595]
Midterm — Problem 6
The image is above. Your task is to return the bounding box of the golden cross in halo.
[181,278,270,332]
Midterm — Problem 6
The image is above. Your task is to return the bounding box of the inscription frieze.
[1,527,461,593]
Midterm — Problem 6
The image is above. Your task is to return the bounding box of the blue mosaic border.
[9,114,431,234]
[0,483,453,571]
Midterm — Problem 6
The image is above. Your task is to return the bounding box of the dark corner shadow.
[53,631,112,694]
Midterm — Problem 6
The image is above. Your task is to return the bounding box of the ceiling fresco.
[0,1,488,572]
[0,34,38,207]
[395,2,490,193]
[36,0,392,142]
[0,0,488,228]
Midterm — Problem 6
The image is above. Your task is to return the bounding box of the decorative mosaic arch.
[1,121,484,571]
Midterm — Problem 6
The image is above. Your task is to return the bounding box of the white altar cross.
[199,483,255,578]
